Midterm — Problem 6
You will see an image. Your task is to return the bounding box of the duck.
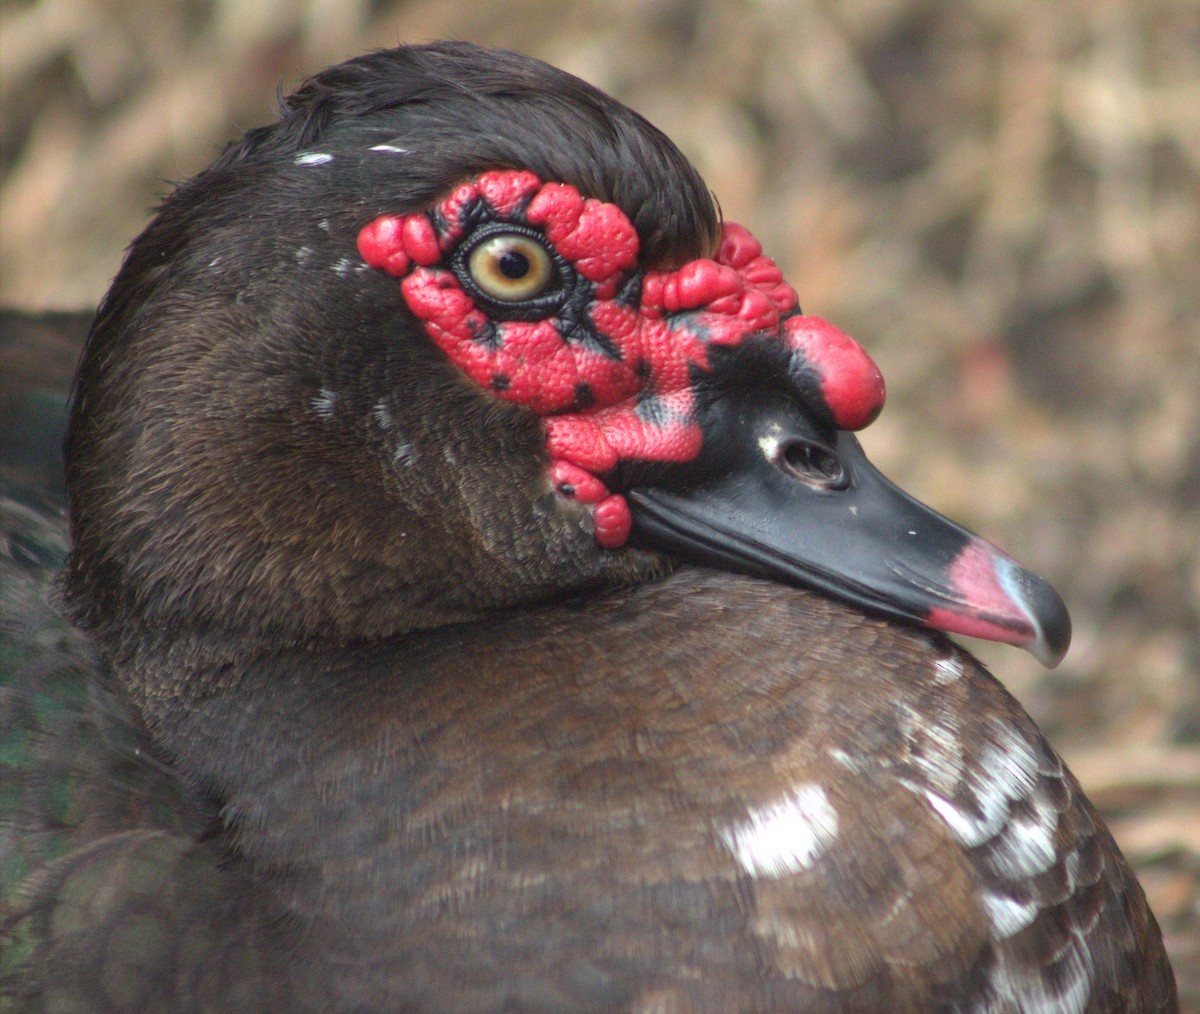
[0,41,1177,1012]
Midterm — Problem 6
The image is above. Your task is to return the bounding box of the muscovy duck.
[0,41,1176,1012]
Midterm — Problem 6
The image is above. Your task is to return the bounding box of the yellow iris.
[467,234,554,302]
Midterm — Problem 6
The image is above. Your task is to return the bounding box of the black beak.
[627,387,1071,667]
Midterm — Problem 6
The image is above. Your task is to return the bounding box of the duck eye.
[466,233,555,302]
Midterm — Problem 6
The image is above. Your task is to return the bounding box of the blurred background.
[2,0,1197,998]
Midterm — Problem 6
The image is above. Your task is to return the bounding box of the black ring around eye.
[451,223,571,320]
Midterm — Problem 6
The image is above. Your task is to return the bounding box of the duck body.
[1,42,1176,1011]
[135,577,1181,1011]
[6,567,1171,1011]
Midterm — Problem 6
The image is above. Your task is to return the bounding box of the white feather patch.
[720,784,839,878]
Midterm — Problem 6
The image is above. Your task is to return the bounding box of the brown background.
[2,0,1197,999]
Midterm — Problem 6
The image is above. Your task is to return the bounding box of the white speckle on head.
[393,442,414,466]
[295,152,333,166]
[312,388,338,420]
[295,245,313,266]
[369,143,408,154]
[208,255,223,270]
[318,219,331,232]
[332,256,357,278]
[757,422,784,462]
[982,891,1041,939]
[720,784,838,878]
[373,400,394,431]
[757,433,781,461]
[932,655,964,685]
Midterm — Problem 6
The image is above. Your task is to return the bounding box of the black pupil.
[498,249,530,279]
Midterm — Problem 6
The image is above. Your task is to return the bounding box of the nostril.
[773,439,849,490]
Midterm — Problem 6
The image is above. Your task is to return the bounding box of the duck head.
[65,42,1069,669]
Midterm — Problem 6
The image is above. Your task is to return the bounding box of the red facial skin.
[358,170,885,549]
